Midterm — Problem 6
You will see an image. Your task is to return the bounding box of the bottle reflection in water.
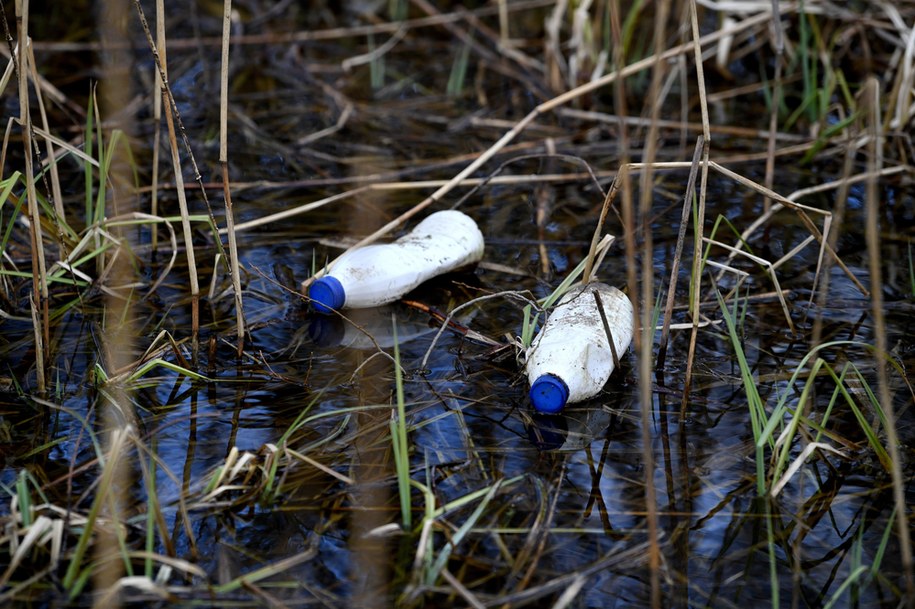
[307,306,438,350]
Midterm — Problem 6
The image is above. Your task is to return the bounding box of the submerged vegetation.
[0,0,913,607]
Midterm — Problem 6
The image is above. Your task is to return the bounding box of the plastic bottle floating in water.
[308,210,485,313]
[525,283,634,414]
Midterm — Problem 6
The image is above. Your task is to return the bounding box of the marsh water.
[1,2,914,607]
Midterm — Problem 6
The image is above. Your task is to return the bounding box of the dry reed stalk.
[637,0,674,604]
[295,102,352,146]
[135,1,225,244]
[25,42,64,256]
[14,0,48,393]
[497,0,509,44]
[881,2,915,131]
[763,1,784,213]
[788,166,906,201]
[304,9,775,293]
[136,0,237,341]
[558,108,808,142]
[544,0,567,92]
[93,0,139,602]
[862,76,914,600]
[682,0,712,426]
[219,0,244,356]
[339,25,406,73]
[143,0,200,339]
[581,172,621,285]
[535,139,556,278]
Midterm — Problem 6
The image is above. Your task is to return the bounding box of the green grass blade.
[392,316,412,528]
[447,40,472,98]
[822,565,869,609]
[426,479,503,586]
[716,289,769,494]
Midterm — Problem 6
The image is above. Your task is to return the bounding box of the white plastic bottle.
[525,283,634,413]
[308,210,484,313]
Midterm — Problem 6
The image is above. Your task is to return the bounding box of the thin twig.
[592,289,620,370]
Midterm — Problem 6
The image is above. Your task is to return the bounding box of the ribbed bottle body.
[525,283,633,413]
[309,210,484,312]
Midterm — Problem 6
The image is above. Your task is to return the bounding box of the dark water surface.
[1,2,913,607]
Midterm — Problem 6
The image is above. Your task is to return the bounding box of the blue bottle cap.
[309,276,345,313]
[529,374,569,414]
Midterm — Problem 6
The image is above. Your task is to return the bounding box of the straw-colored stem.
[219,0,244,356]
[16,0,47,393]
[581,174,622,284]
[862,76,914,600]
[763,1,784,213]
[149,0,200,339]
[133,1,227,272]
[94,0,139,600]
[639,1,672,605]
[682,0,711,432]
[26,42,64,257]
